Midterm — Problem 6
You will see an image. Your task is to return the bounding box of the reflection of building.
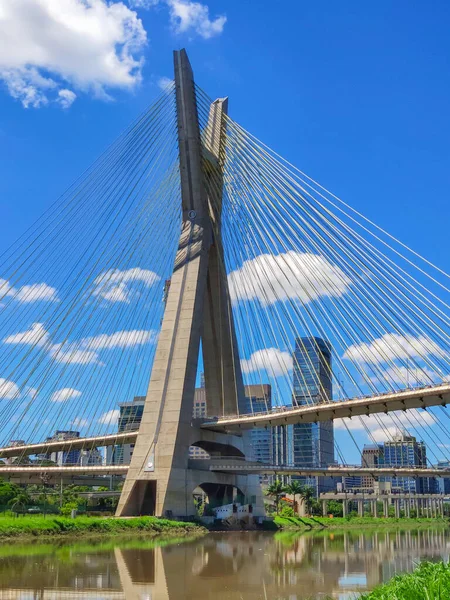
[47,430,80,465]
[292,337,334,493]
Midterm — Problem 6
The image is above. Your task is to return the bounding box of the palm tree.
[285,480,303,515]
[266,480,286,514]
[300,486,314,516]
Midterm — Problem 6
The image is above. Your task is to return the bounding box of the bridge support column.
[358,500,364,517]
[115,48,264,519]
[322,500,327,517]
[394,499,400,519]
[372,500,378,518]
[383,499,389,518]
[342,500,348,518]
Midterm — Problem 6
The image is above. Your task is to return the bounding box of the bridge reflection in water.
[1,529,450,599]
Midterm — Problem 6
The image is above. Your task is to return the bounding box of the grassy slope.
[360,561,450,599]
[273,515,449,530]
[0,516,205,539]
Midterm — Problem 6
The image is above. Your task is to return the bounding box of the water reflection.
[1,528,450,599]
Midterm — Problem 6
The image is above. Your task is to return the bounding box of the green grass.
[273,515,449,530]
[360,561,450,599]
[0,515,205,539]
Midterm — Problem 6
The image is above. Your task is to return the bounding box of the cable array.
[196,84,450,469]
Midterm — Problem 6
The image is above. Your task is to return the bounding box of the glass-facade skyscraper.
[292,337,334,490]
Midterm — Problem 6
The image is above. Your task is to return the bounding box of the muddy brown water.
[0,527,449,598]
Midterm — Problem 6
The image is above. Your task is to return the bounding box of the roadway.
[201,383,450,432]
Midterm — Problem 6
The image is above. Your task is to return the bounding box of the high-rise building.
[244,384,272,466]
[109,396,145,465]
[190,387,209,459]
[382,432,436,493]
[361,444,384,489]
[47,431,81,466]
[291,337,334,493]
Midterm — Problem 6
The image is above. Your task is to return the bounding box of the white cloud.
[129,0,159,7]
[71,416,89,428]
[167,0,226,39]
[4,322,50,347]
[229,251,351,306]
[241,348,293,378]
[3,321,155,366]
[0,0,147,108]
[129,0,226,39]
[51,387,82,402]
[0,378,20,400]
[335,409,436,443]
[0,279,58,303]
[82,329,156,350]
[93,267,160,303]
[57,88,77,109]
[98,408,120,425]
[371,365,437,387]
[343,333,441,365]
[50,344,102,365]
[157,76,173,91]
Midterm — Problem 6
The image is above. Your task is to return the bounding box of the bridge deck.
[201,383,450,431]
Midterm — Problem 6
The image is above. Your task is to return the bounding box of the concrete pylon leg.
[372,500,378,518]
[115,49,264,518]
[342,500,347,517]
[383,499,389,518]
[358,500,364,517]
[322,500,327,517]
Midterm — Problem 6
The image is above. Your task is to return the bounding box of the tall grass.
[361,562,450,599]
[0,515,204,538]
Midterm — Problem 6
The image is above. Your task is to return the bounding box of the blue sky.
[0,1,450,462]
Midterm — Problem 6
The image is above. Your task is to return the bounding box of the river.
[0,527,449,598]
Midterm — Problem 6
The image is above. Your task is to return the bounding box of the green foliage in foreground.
[0,515,203,538]
[273,515,449,530]
[360,561,450,599]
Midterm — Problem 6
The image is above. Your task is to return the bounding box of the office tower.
[47,430,81,466]
[361,444,384,489]
[244,384,273,465]
[190,387,209,459]
[383,432,435,493]
[292,337,334,494]
[110,396,145,465]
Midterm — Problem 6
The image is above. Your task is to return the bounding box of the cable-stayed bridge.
[0,49,450,516]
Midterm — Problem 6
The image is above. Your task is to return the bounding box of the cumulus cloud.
[335,409,436,443]
[0,279,58,303]
[4,322,50,348]
[157,76,173,90]
[93,267,160,303]
[57,89,77,109]
[371,365,437,387]
[50,387,81,402]
[4,322,156,365]
[0,0,147,108]
[167,0,226,39]
[129,0,226,39]
[228,251,351,306]
[71,416,89,428]
[241,348,293,378]
[98,408,120,425]
[343,333,441,365]
[0,378,20,400]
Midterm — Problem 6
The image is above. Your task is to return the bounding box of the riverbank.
[273,515,450,530]
[0,515,206,540]
[359,560,450,598]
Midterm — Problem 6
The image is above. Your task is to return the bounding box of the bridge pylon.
[116,49,264,518]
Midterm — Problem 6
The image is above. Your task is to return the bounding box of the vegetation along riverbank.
[359,561,450,599]
[0,515,206,540]
[273,515,450,530]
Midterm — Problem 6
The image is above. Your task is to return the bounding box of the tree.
[266,480,286,515]
[285,480,303,515]
[0,480,21,507]
[300,486,314,516]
